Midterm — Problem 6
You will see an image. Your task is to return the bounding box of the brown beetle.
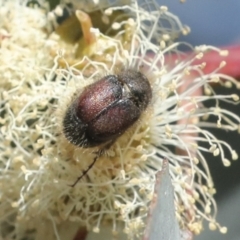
[63,69,152,186]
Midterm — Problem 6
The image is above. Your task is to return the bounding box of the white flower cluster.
[0,0,239,239]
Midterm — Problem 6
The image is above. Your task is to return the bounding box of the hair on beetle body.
[62,68,152,186]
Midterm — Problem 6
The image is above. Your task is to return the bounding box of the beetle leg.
[69,154,99,187]
[70,140,115,187]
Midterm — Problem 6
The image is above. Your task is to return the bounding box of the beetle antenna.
[69,154,99,187]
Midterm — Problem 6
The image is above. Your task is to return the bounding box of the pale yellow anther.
[112,22,121,30]
[204,86,212,95]
[196,52,203,59]
[223,158,231,167]
[140,155,148,161]
[220,226,228,234]
[11,201,19,208]
[232,150,238,160]
[219,61,226,68]
[160,6,168,12]
[205,203,211,214]
[231,94,239,101]
[93,227,100,233]
[193,157,199,164]
[211,77,219,83]
[219,50,228,56]
[213,148,220,156]
[209,222,217,231]
[209,144,217,152]
[224,81,232,88]
[182,26,191,35]
[104,8,113,16]
[20,165,27,174]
